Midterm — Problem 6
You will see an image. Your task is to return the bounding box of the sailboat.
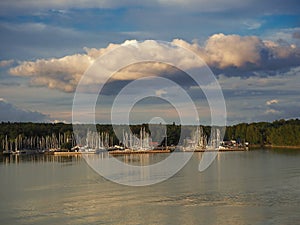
[2,135,12,156]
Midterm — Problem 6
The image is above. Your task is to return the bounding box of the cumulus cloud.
[204,34,264,68]
[9,39,203,92]
[0,98,50,122]
[8,34,300,93]
[9,54,94,92]
[177,33,300,70]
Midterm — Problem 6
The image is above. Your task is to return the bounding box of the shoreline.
[2,145,300,156]
[263,145,300,149]
[53,151,82,156]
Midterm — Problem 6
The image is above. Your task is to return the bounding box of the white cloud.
[8,39,204,92]
[204,34,263,68]
[174,34,300,69]
[9,54,94,92]
[7,35,300,93]
[52,119,69,124]
[243,20,262,30]
[266,99,279,105]
[155,89,167,97]
[264,109,281,115]
[0,59,14,67]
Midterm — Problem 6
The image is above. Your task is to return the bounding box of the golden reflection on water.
[2,154,82,165]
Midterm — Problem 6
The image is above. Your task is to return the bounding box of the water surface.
[1,149,299,225]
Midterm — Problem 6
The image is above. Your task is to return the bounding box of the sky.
[0,0,300,125]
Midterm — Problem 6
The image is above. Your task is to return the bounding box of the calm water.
[1,149,300,225]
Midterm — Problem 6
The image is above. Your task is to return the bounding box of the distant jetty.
[53,151,82,156]
[109,149,171,155]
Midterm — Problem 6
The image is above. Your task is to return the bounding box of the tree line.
[1,118,300,151]
[223,119,300,146]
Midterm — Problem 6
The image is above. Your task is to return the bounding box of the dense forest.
[1,119,300,151]
[223,119,300,146]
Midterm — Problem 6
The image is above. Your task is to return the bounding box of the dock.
[193,148,247,152]
[53,151,82,156]
[109,149,171,155]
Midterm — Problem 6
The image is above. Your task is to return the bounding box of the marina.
[1,125,249,156]
[1,1,299,224]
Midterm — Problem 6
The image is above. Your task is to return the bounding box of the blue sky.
[0,0,300,125]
